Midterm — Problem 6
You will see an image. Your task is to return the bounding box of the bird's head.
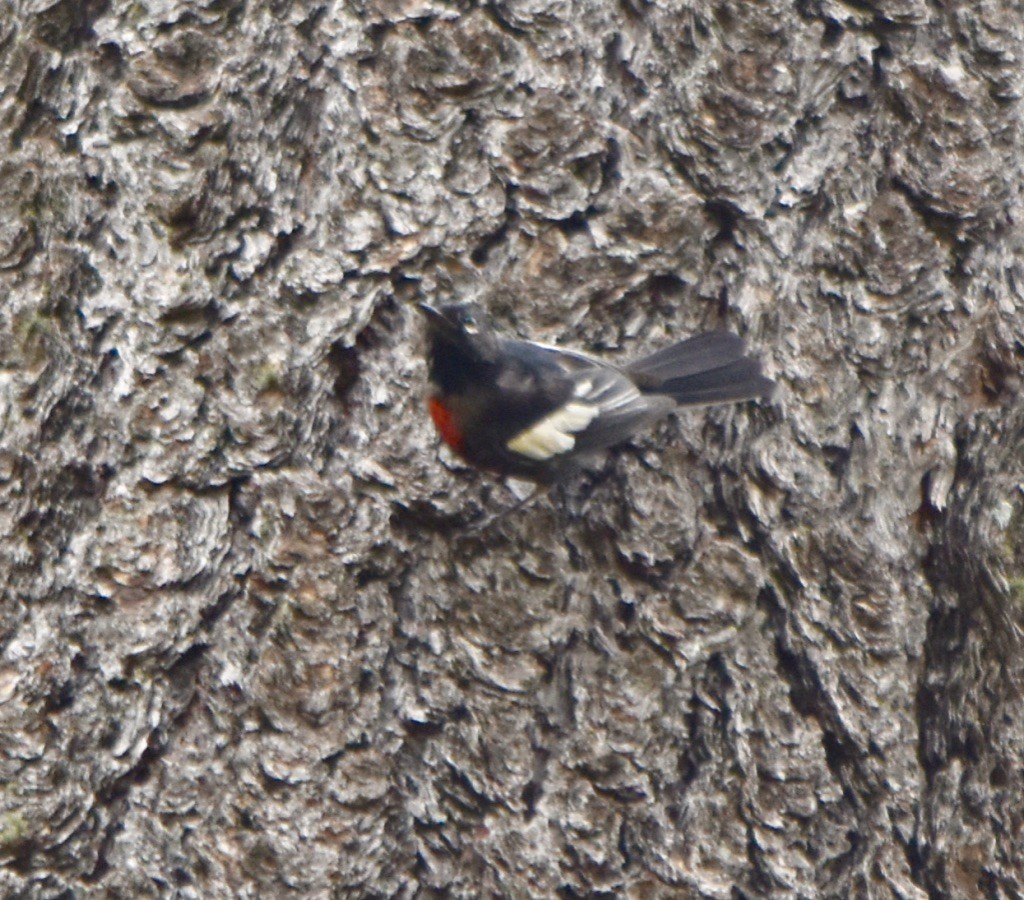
[418,302,501,369]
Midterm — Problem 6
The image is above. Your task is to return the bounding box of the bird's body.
[420,303,773,484]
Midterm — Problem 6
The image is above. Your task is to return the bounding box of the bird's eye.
[462,313,478,334]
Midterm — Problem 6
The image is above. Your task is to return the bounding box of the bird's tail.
[626,331,775,406]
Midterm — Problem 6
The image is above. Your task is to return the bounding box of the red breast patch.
[427,397,465,455]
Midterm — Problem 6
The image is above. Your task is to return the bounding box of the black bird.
[421,302,774,484]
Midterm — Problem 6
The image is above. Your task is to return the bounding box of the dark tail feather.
[627,331,774,406]
[660,358,775,405]
[627,331,746,381]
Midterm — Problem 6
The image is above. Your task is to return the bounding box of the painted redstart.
[420,302,774,484]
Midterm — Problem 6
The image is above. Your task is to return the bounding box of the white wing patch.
[507,401,598,461]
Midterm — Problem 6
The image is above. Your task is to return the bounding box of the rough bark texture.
[2,0,1023,897]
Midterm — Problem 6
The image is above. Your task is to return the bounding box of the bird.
[420,301,774,485]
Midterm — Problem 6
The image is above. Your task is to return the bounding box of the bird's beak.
[417,303,457,337]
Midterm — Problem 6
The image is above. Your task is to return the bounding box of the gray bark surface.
[1,0,1023,896]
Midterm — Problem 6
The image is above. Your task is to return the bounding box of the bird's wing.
[500,341,672,460]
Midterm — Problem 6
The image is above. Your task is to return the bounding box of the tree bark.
[1,0,1023,896]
